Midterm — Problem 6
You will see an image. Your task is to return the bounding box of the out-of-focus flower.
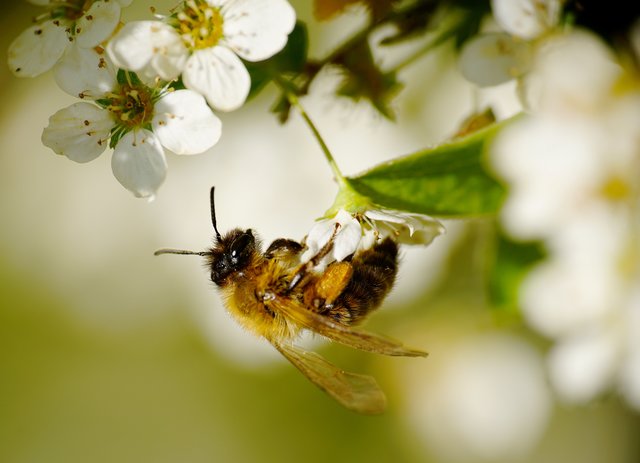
[399,333,552,462]
[41,48,221,198]
[107,0,296,112]
[459,33,533,88]
[8,0,132,78]
[491,29,640,410]
[491,0,563,40]
[459,0,562,88]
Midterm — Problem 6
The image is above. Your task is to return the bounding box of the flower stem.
[277,79,346,185]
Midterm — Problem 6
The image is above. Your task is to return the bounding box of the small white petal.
[75,0,121,48]
[332,211,363,261]
[107,21,187,81]
[41,102,112,163]
[222,0,296,62]
[111,130,167,198]
[153,90,222,154]
[302,210,362,263]
[492,0,561,40]
[183,47,250,111]
[459,33,532,87]
[8,21,69,77]
[365,209,445,245]
[54,46,116,99]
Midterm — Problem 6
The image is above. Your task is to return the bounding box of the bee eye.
[230,230,254,261]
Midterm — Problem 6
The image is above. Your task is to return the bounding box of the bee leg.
[303,261,353,313]
[288,223,341,292]
[265,238,304,260]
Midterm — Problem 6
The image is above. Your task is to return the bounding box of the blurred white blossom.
[107,0,296,112]
[491,0,563,40]
[459,0,562,88]
[8,0,132,78]
[41,48,221,198]
[400,334,551,462]
[491,29,640,410]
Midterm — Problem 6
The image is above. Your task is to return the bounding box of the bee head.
[154,187,259,286]
[208,228,256,286]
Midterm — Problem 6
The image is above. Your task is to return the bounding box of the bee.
[155,187,427,414]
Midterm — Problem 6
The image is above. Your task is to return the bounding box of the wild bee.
[155,187,427,414]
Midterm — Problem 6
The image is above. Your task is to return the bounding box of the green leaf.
[245,21,308,99]
[346,116,518,217]
[487,231,546,315]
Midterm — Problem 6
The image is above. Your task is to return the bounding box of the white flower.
[491,0,562,40]
[107,0,296,112]
[362,209,445,246]
[459,33,533,87]
[301,207,445,267]
[490,30,640,410]
[458,0,561,87]
[41,48,222,198]
[8,0,132,78]
[301,209,362,265]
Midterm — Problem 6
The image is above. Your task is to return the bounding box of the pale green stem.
[278,82,347,186]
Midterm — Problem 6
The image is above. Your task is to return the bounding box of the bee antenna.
[210,186,222,241]
[154,249,211,257]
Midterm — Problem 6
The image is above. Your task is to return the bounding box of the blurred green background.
[1,2,639,462]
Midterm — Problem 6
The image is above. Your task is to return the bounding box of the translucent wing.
[272,296,428,357]
[273,341,387,414]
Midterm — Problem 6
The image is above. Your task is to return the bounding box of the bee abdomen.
[329,237,398,325]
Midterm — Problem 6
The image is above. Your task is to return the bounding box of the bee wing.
[272,296,427,357]
[273,341,387,414]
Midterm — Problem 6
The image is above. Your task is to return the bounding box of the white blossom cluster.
[490,24,640,409]
[459,0,562,88]
[8,0,296,198]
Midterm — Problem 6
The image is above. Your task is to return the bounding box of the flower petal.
[111,130,167,198]
[221,0,296,62]
[41,102,112,163]
[153,89,222,154]
[8,20,69,77]
[302,210,362,263]
[332,211,362,261]
[75,0,121,48]
[365,209,445,245]
[107,21,187,81]
[183,47,250,111]
[491,0,561,40]
[459,33,532,87]
[54,46,116,99]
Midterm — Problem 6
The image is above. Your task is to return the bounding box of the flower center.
[106,83,155,129]
[175,0,224,50]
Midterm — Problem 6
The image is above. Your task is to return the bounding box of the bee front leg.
[288,223,342,292]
